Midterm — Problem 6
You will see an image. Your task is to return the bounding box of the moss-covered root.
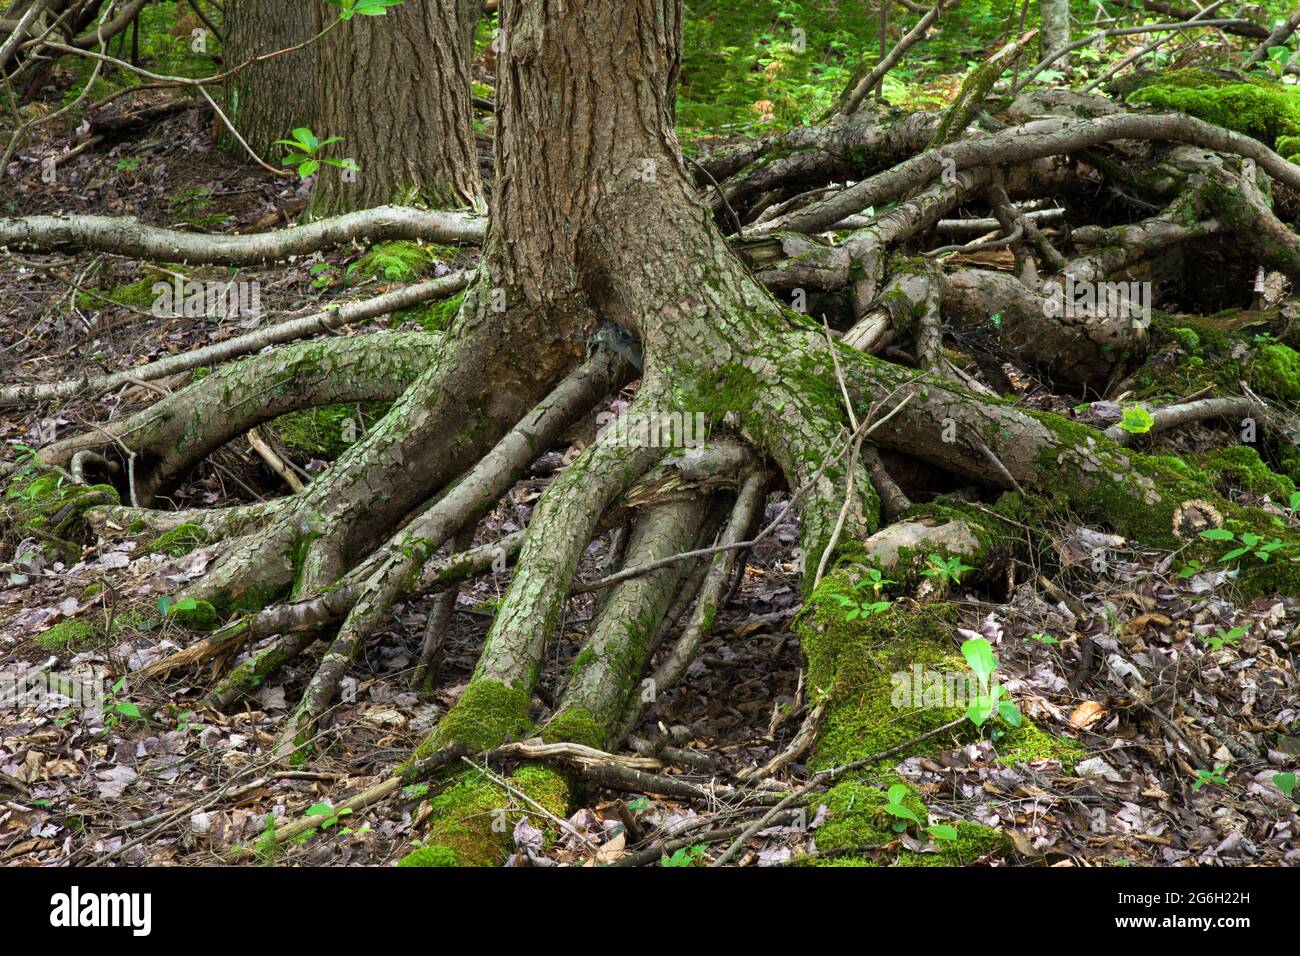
[397,765,570,867]
[850,500,1017,592]
[810,780,1011,867]
[2,467,119,563]
[798,588,972,770]
[541,496,710,749]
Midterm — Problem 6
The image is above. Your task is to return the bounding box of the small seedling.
[1201,625,1247,652]
[1026,631,1058,645]
[882,783,921,832]
[1199,528,1287,564]
[275,127,359,180]
[1191,765,1229,791]
[922,553,974,587]
[661,844,707,867]
[960,637,1021,728]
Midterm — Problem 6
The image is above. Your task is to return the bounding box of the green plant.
[1273,772,1297,799]
[322,0,405,19]
[275,127,359,180]
[881,783,920,832]
[1026,631,1058,645]
[661,843,707,867]
[1191,765,1229,791]
[921,553,974,587]
[1117,405,1156,435]
[1198,528,1287,564]
[304,801,354,829]
[1202,625,1247,651]
[960,637,1020,728]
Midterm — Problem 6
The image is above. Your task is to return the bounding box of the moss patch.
[1202,445,1296,501]
[269,402,390,459]
[797,582,975,770]
[404,764,570,867]
[1250,344,1300,404]
[392,289,465,333]
[811,780,1010,866]
[35,618,101,650]
[995,719,1086,772]
[1128,69,1300,153]
[148,523,210,557]
[413,679,534,758]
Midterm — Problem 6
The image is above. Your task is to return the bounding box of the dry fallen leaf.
[1069,700,1106,730]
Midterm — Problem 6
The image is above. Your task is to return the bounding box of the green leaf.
[1117,405,1155,434]
[1199,528,1236,541]
[305,802,335,818]
[299,160,320,179]
[960,637,997,683]
[1274,773,1297,799]
[927,824,958,841]
[886,784,909,806]
[998,699,1022,726]
[966,695,994,727]
[115,701,141,719]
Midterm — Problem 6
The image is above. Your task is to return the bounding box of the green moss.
[148,523,209,557]
[540,706,606,750]
[392,289,465,333]
[74,274,165,311]
[415,679,533,757]
[269,402,390,459]
[811,780,1009,866]
[412,764,570,867]
[1128,70,1300,151]
[397,845,459,867]
[173,599,219,631]
[1202,445,1296,500]
[995,720,1086,772]
[3,470,119,562]
[353,241,446,282]
[797,582,974,770]
[1250,344,1300,403]
[35,618,100,650]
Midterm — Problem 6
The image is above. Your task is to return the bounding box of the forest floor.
[2,1,1299,866]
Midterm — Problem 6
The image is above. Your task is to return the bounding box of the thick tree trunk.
[223,0,320,161]
[307,0,483,217]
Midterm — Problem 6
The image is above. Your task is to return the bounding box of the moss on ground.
[1202,445,1296,501]
[810,779,1010,867]
[268,402,391,459]
[995,720,1086,772]
[398,764,570,867]
[2,470,119,563]
[148,523,210,557]
[392,289,465,333]
[35,618,101,650]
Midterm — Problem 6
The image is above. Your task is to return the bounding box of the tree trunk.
[1039,0,1070,65]
[223,0,320,161]
[307,0,483,217]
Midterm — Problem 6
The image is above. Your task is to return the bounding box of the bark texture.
[224,0,321,160]
[308,0,483,216]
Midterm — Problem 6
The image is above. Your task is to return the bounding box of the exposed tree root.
[0,206,484,265]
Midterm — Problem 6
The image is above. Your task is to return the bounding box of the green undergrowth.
[409,679,534,762]
[3,467,118,564]
[34,609,153,652]
[398,764,570,867]
[147,522,210,557]
[353,241,459,283]
[1001,412,1300,598]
